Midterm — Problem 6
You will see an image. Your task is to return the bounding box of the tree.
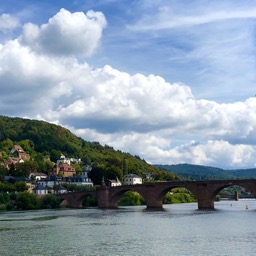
[0,165,8,181]
[41,194,60,209]
[82,156,91,165]
[10,161,39,177]
[0,138,13,151]
[18,139,35,156]
[82,195,98,207]
[89,164,106,185]
[0,182,16,193]
[72,162,83,174]
[50,149,61,163]
[118,191,145,206]
[35,153,53,173]
[16,192,41,210]
[15,181,28,192]
[106,166,123,181]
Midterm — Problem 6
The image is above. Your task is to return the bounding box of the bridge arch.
[59,198,69,208]
[109,187,147,208]
[72,192,98,208]
[57,191,98,208]
[210,182,256,202]
[194,180,256,209]
[161,186,196,205]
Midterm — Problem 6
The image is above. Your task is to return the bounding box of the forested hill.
[0,115,179,182]
[156,163,256,180]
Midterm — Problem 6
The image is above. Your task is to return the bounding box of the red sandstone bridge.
[57,179,256,210]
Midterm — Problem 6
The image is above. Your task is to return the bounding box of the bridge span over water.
[57,179,256,210]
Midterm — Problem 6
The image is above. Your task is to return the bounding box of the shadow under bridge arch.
[57,191,98,208]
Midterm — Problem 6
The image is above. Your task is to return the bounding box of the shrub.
[119,191,145,206]
[16,192,41,210]
[41,194,60,209]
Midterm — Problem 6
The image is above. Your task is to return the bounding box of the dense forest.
[0,115,179,184]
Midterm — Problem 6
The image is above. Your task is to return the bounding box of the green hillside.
[0,115,179,184]
[156,163,256,180]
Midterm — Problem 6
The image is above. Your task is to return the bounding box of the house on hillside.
[124,174,142,185]
[54,184,67,194]
[57,155,71,166]
[66,175,93,187]
[58,163,76,177]
[4,157,24,170]
[49,163,76,177]
[62,165,93,186]
[56,155,81,166]
[10,145,30,160]
[33,184,50,195]
[37,175,63,188]
[142,173,155,182]
[107,177,122,187]
[29,172,48,181]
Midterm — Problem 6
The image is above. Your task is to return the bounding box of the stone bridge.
[56,179,256,210]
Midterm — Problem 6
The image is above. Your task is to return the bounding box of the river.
[1,200,256,256]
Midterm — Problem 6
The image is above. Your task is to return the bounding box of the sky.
[0,0,256,169]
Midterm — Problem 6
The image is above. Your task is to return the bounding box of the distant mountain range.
[155,163,256,180]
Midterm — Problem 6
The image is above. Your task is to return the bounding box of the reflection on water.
[0,201,256,256]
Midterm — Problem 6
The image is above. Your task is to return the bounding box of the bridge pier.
[196,184,215,210]
[96,187,117,208]
[145,198,163,209]
[197,197,214,210]
[235,191,239,201]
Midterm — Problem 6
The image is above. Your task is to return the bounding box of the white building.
[56,155,71,166]
[108,177,122,187]
[29,172,47,181]
[56,155,81,166]
[124,174,142,185]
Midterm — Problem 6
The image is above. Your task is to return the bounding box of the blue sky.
[0,0,256,169]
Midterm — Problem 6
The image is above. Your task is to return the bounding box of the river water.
[1,200,256,256]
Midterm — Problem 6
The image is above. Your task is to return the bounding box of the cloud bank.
[0,8,256,169]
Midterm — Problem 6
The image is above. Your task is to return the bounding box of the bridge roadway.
[56,179,256,210]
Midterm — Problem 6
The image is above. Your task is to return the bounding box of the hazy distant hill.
[0,115,178,183]
[155,163,256,180]
[228,168,256,179]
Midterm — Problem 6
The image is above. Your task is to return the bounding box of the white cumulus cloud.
[20,8,107,57]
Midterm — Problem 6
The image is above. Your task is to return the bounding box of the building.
[37,175,63,188]
[4,157,24,170]
[66,175,93,187]
[9,145,30,161]
[107,177,122,187]
[58,163,76,177]
[53,184,67,194]
[49,163,76,177]
[56,155,71,166]
[56,155,81,166]
[29,172,48,181]
[124,174,142,185]
[33,184,50,195]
